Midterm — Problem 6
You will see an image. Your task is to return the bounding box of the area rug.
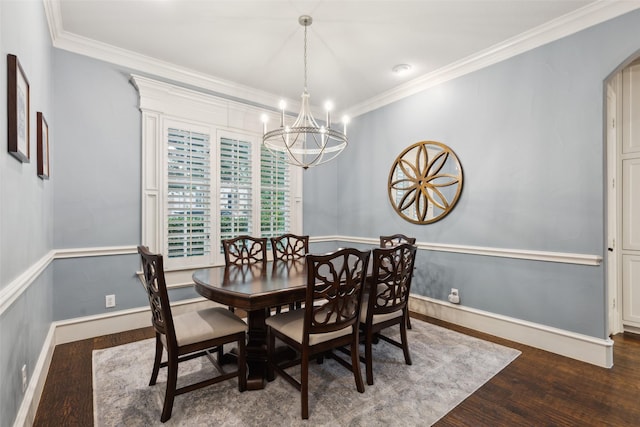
[93,321,520,426]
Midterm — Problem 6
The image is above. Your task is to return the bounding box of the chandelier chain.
[303,22,308,91]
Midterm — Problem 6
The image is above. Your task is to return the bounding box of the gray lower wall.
[0,270,52,427]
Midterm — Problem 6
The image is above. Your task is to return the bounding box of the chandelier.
[262,15,348,169]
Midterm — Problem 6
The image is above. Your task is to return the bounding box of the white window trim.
[132,74,303,275]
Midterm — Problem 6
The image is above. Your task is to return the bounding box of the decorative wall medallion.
[388,140,463,224]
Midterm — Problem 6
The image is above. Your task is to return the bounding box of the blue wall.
[0,1,54,426]
[332,9,640,339]
[52,51,141,249]
[3,4,640,426]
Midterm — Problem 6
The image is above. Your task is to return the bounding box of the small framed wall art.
[37,112,50,179]
[7,54,30,162]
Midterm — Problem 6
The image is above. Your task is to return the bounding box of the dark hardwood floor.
[33,313,640,426]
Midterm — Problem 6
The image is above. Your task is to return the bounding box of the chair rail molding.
[310,236,602,266]
[0,246,138,316]
[0,239,601,317]
[0,251,54,316]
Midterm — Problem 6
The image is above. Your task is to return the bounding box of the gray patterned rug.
[93,320,520,426]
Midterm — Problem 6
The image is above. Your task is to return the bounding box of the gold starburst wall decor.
[388,141,463,224]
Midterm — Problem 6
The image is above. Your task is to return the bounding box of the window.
[260,145,291,239]
[166,128,211,260]
[135,75,302,274]
[219,136,254,241]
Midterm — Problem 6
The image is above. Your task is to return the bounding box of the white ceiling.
[45,1,640,116]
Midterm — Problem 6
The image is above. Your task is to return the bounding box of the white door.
[621,59,640,330]
[606,81,619,334]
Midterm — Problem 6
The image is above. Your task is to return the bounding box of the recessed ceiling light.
[392,64,412,76]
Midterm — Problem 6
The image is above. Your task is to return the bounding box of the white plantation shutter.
[137,77,302,273]
[260,146,291,239]
[167,128,211,259]
[219,136,253,242]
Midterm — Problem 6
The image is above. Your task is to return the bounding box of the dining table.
[193,259,309,390]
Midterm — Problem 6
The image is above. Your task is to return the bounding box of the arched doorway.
[606,52,640,336]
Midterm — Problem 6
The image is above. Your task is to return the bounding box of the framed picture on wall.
[37,112,50,179]
[7,54,30,163]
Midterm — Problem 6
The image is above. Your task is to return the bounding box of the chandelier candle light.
[262,15,349,169]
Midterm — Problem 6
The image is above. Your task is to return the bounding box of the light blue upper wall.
[50,50,160,320]
[0,0,54,287]
[331,9,640,338]
[302,159,339,236]
[339,9,640,249]
[52,50,141,249]
[0,2,55,426]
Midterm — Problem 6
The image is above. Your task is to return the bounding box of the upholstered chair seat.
[266,309,355,346]
[161,307,248,348]
[137,245,248,423]
[266,248,371,419]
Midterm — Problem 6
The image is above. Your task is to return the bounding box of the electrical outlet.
[448,288,460,304]
[105,294,116,308]
[21,364,27,393]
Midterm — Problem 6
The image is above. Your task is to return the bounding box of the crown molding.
[43,0,296,112]
[44,1,640,117]
[346,1,640,117]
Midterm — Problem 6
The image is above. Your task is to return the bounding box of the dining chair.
[360,243,417,385]
[270,233,309,260]
[379,233,416,247]
[265,248,371,419]
[137,245,248,422]
[271,234,309,311]
[221,235,268,317]
[379,234,416,329]
[222,235,268,266]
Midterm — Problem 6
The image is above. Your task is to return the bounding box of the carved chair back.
[222,235,268,266]
[271,234,309,261]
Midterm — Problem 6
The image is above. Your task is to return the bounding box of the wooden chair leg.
[406,313,412,329]
[216,343,225,364]
[161,354,178,422]
[400,317,412,366]
[365,330,374,386]
[351,334,365,393]
[149,334,163,386]
[301,351,309,419]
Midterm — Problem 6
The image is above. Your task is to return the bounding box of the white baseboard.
[13,324,56,427]
[409,295,614,368]
[14,293,615,427]
[12,297,221,427]
[54,297,222,345]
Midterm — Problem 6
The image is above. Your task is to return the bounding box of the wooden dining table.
[193,260,308,390]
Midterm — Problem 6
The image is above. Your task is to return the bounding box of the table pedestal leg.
[245,308,269,390]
